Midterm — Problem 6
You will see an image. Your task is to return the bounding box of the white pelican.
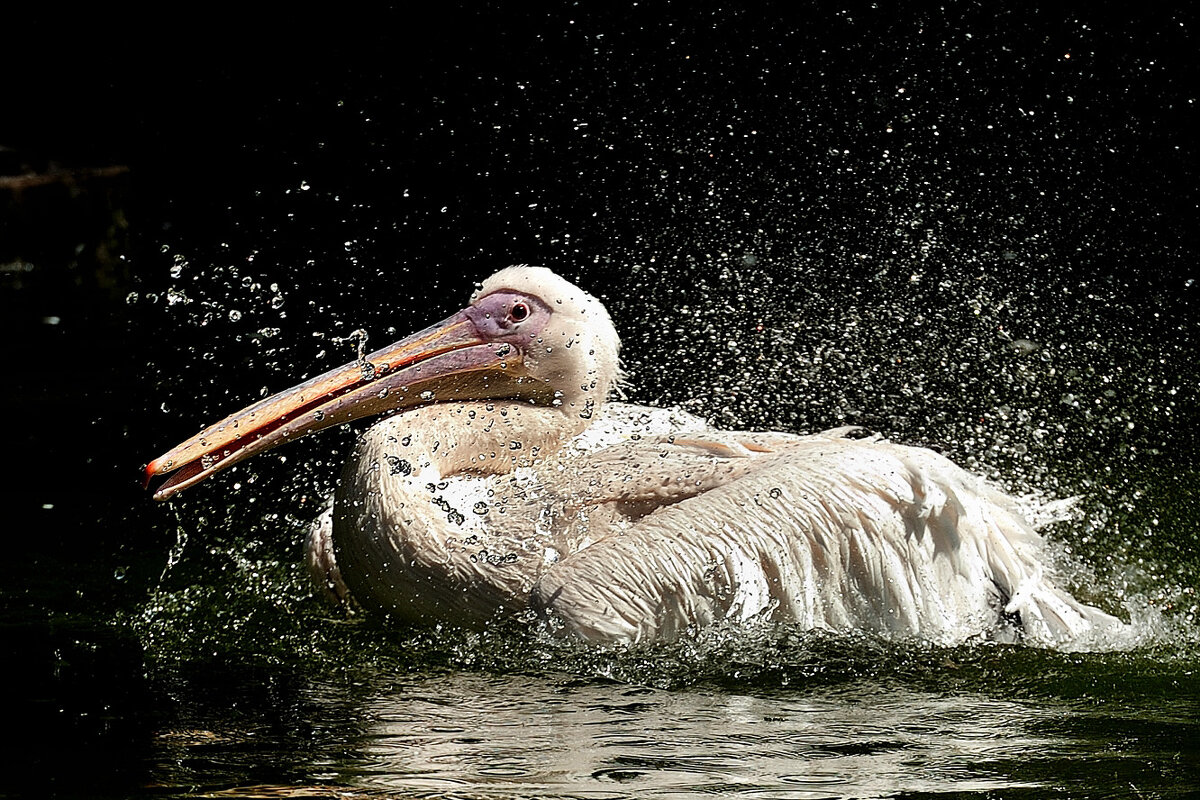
[146,266,1126,647]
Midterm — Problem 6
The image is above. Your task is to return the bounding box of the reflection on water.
[355,674,1045,798]
[144,658,1198,800]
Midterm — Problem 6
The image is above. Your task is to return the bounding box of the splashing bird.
[145,266,1125,647]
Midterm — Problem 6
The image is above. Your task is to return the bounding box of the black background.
[2,3,1196,795]
[8,2,1194,547]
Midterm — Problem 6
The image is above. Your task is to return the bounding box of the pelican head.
[145,265,621,500]
[472,265,622,416]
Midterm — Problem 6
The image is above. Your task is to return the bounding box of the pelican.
[146,266,1126,647]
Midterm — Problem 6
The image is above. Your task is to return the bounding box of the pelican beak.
[145,309,528,500]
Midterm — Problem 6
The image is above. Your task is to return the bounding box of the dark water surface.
[141,663,1200,798]
[4,3,1198,798]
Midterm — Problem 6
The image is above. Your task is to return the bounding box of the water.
[120,521,1196,797]
[5,4,1198,799]
[126,606,1200,798]
[109,494,1196,798]
[117,541,1199,799]
[149,670,1190,798]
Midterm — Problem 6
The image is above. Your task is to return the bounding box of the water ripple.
[323,672,1061,798]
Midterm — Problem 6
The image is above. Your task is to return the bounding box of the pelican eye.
[510,302,530,322]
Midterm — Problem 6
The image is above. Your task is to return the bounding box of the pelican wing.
[552,433,793,515]
[536,433,1124,647]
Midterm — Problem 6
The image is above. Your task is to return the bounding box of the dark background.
[2,3,1196,796]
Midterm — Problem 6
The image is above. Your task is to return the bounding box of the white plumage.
[313,399,1122,647]
[150,266,1127,648]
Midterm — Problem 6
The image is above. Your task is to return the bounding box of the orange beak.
[144,309,529,500]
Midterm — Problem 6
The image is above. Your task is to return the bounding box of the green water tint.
[127,583,1198,799]
[124,503,1197,689]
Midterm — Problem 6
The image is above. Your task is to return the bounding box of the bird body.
[148,266,1126,648]
[311,401,1119,647]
